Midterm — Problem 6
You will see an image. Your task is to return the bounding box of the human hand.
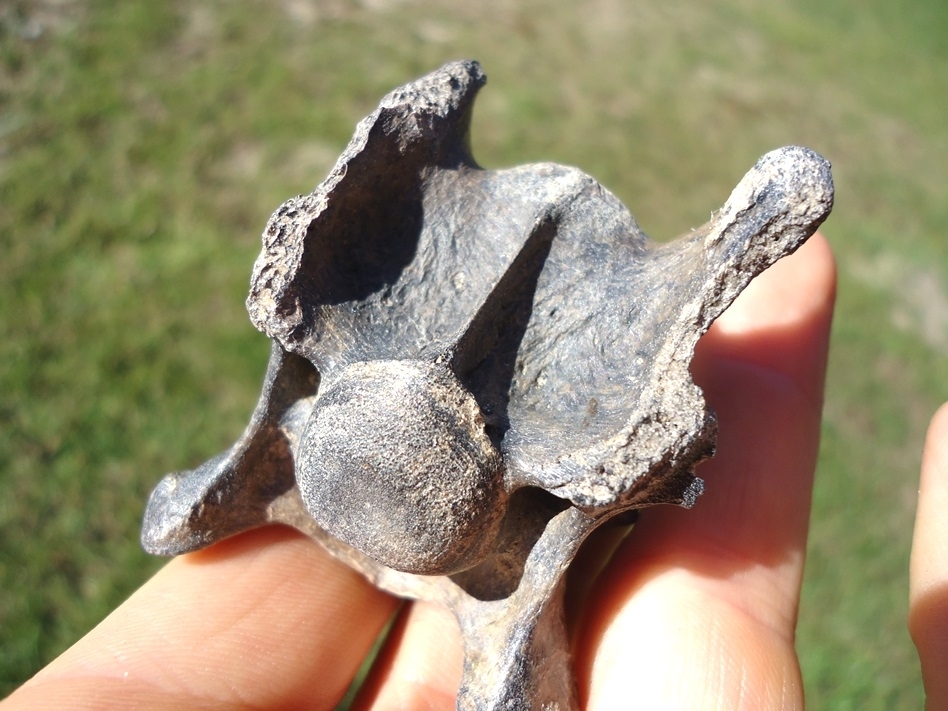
[2,232,836,710]
[910,402,948,710]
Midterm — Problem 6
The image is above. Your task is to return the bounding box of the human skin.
[910,402,948,710]
[3,232,837,711]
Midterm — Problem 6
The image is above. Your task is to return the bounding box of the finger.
[629,230,836,605]
[909,402,948,709]
[4,527,398,711]
[352,601,462,711]
[578,232,836,709]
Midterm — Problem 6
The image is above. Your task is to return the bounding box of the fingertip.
[714,231,836,335]
[926,402,948,449]
[910,402,948,709]
[575,231,835,711]
[911,402,948,601]
[695,231,836,408]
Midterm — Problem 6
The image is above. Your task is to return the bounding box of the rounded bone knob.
[297,360,507,575]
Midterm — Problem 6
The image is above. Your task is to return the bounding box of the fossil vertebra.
[142,60,833,711]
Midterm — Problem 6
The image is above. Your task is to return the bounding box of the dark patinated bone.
[142,60,833,710]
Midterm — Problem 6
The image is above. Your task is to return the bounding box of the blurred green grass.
[2,0,946,706]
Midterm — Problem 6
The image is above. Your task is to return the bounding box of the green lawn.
[2,0,947,706]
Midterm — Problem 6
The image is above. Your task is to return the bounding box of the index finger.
[3,527,397,711]
[578,231,836,709]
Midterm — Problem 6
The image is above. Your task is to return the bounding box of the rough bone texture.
[142,60,834,710]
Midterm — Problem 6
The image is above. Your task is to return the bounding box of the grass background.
[2,0,947,706]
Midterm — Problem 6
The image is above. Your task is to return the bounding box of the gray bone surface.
[142,60,834,710]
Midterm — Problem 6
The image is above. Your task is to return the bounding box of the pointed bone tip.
[751,145,835,211]
[140,475,194,556]
[718,145,834,237]
[140,526,185,557]
[759,144,832,183]
[139,458,230,556]
[379,59,486,112]
[441,58,486,84]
